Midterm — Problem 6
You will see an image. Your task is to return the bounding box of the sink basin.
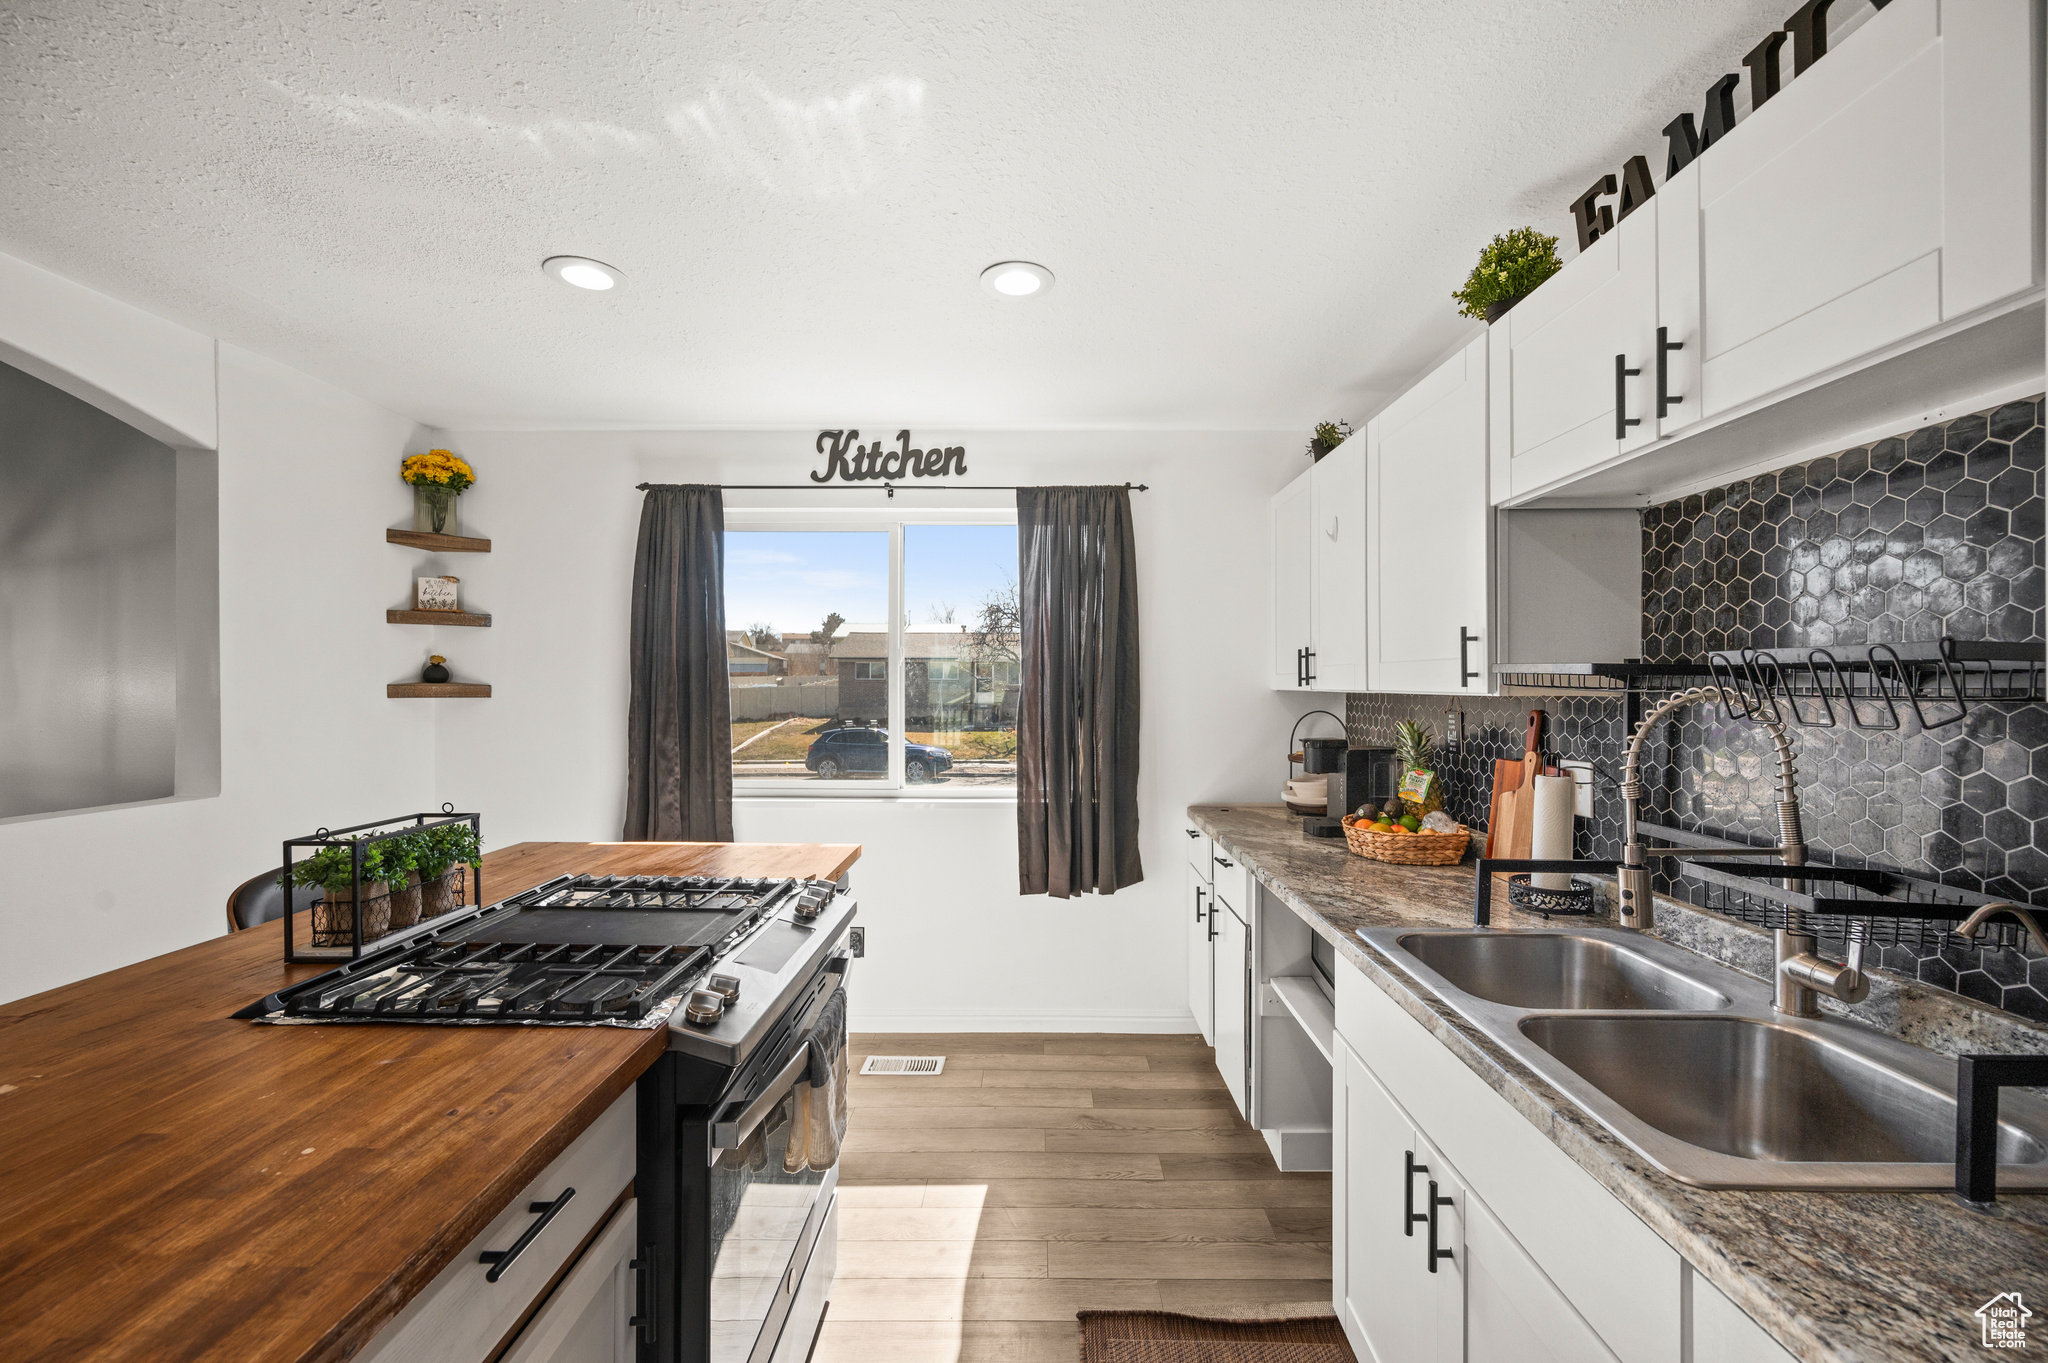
[1521,1014,2048,1167]
[1358,924,2048,1187]
[1394,932,1732,1012]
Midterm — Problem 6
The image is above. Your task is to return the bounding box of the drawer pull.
[478,1187,576,1283]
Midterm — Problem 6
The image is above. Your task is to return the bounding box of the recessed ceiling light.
[980,261,1053,298]
[542,256,623,291]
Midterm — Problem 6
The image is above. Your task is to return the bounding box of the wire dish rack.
[1640,821,2030,954]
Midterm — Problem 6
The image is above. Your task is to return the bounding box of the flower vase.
[412,482,460,536]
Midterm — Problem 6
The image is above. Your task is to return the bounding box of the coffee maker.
[1300,741,1399,838]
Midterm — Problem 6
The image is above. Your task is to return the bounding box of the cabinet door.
[1270,469,1315,689]
[498,1199,638,1363]
[1212,899,1250,1118]
[1310,437,1367,691]
[1464,1195,1618,1363]
[1695,0,2038,418]
[1491,204,1658,502]
[1369,336,1492,695]
[1336,1038,1433,1363]
[1186,859,1215,1045]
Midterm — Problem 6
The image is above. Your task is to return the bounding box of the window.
[724,512,1018,793]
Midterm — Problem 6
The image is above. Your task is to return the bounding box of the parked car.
[804,726,954,782]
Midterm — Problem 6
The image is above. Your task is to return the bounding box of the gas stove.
[237,873,847,1049]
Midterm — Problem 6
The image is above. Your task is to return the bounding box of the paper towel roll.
[1530,774,1576,890]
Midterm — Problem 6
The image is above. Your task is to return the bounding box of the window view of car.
[802,726,955,782]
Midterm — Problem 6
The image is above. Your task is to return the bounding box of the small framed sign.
[415,576,460,611]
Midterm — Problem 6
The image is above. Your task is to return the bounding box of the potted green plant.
[383,831,425,930]
[401,449,477,536]
[288,838,400,946]
[1306,421,1352,462]
[1452,228,1563,323]
[414,821,484,919]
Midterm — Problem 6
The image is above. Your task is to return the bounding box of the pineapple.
[1394,720,1443,817]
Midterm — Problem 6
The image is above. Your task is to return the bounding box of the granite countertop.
[1189,802,2048,1363]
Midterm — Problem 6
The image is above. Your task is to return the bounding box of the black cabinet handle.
[1403,1150,1429,1237]
[1425,1180,1455,1273]
[1194,886,1206,923]
[479,1187,576,1282]
[1214,855,1234,868]
[1615,353,1642,440]
[1459,626,1481,688]
[1656,326,1685,418]
[1185,828,1200,839]
[629,1246,656,1343]
[1295,647,1306,687]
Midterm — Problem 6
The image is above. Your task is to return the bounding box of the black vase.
[421,659,451,684]
[1484,293,1529,324]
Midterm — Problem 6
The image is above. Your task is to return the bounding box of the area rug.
[1077,1310,1356,1363]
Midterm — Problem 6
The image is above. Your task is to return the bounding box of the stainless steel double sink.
[1360,926,2048,1190]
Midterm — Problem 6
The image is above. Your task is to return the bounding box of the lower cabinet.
[1333,962,1794,1363]
[1186,858,1215,1045]
[356,1091,638,1363]
[1211,895,1250,1118]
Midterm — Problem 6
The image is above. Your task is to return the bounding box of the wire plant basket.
[281,807,482,964]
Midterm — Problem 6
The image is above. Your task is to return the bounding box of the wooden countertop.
[0,839,860,1363]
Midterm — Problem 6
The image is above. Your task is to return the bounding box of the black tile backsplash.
[1345,395,2048,1024]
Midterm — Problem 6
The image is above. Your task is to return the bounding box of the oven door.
[703,979,843,1363]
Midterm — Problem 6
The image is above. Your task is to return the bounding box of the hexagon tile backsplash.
[1347,394,2048,1025]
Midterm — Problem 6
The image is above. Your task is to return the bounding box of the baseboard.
[849,1006,1201,1034]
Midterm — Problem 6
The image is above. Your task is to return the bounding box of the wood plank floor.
[813,1032,1334,1363]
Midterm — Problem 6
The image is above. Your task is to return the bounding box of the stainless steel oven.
[638,927,851,1363]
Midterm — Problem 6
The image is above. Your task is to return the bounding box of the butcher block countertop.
[0,839,859,1363]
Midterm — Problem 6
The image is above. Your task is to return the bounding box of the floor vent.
[860,1055,946,1075]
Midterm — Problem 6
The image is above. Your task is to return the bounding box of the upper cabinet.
[1370,336,1493,694]
[1494,0,2042,507]
[1270,436,1367,692]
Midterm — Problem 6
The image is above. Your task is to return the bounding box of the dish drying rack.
[1497,637,2042,733]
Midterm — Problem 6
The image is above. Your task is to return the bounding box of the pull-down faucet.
[1617,685,1867,1016]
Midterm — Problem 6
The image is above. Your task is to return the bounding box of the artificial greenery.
[283,821,482,893]
[1306,420,1352,459]
[1452,227,1562,319]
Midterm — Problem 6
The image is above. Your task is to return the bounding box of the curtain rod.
[635,481,1149,499]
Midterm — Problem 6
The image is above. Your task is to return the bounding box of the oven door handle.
[711,1043,811,1150]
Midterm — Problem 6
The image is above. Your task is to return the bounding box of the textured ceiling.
[1,1,1793,430]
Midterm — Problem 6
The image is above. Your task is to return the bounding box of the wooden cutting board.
[1485,710,1545,858]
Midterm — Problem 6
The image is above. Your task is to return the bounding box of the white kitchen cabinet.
[1269,468,1315,689]
[1691,0,2038,420]
[1368,335,1492,694]
[1486,203,1659,504]
[1269,435,1366,691]
[357,1092,637,1363]
[498,1199,638,1363]
[1309,436,1368,691]
[1185,857,1214,1045]
[1211,896,1250,1118]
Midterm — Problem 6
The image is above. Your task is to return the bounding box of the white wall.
[0,335,438,1002]
[431,429,1303,1031]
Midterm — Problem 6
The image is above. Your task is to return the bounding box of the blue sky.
[725,524,1017,636]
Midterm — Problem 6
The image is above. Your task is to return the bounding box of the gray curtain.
[1016,486,1142,897]
[624,484,733,842]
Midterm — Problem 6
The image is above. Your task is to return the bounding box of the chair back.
[225,869,322,933]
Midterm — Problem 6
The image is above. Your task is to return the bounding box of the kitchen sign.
[1566,0,1887,250]
[811,429,967,483]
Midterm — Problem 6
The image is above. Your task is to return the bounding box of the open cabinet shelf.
[387,528,491,552]
[387,682,491,698]
[387,609,492,627]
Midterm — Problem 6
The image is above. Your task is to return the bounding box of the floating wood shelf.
[387,529,492,553]
[387,683,492,698]
[387,609,492,628]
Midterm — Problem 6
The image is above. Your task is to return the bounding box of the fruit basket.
[1341,814,1470,866]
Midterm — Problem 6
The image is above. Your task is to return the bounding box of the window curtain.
[1016,486,1142,897]
[624,484,733,842]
